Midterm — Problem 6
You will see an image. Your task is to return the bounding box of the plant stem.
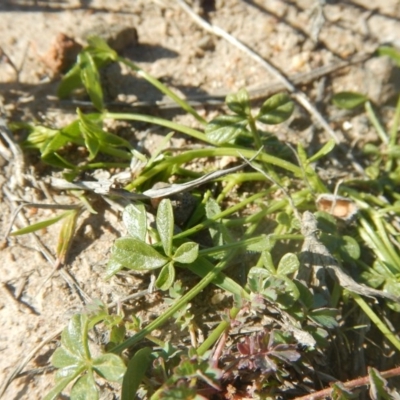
[118,57,207,125]
[352,293,400,352]
[111,257,239,354]
[247,115,263,149]
[105,112,211,143]
[365,101,388,144]
[197,307,240,356]
[125,147,302,191]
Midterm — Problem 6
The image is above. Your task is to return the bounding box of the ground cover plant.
[4,34,400,400]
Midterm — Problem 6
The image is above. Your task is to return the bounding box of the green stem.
[105,112,211,143]
[365,101,388,144]
[387,93,400,171]
[173,190,269,240]
[111,257,237,354]
[198,236,267,257]
[352,293,400,352]
[197,307,240,356]
[124,147,301,190]
[118,57,207,125]
[358,217,400,274]
[248,115,263,149]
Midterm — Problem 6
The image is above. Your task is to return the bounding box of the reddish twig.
[294,366,400,399]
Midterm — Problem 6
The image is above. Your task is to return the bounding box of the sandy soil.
[1,0,400,398]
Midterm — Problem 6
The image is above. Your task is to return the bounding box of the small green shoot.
[44,314,126,400]
[107,200,199,290]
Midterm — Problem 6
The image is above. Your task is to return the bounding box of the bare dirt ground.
[1,0,400,399]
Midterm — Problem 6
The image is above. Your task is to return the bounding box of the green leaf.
[111,237,168,271]
[93,354,126,382]
[70,372,98,400]
[77,110,131,160]
[276,275,301,305]
[205,115,248,144]
[307,139,336,164]
[205,197,233,246]
[331,382,357,399]
[332,92,368,109]
[51,347,82,369]
[226,88,251,116]
[57,208,80,263]
[43,367,82,400]
[155,262,175,290]
[42,152,79,170]
[122,203,147,240]
[256,93,294,124]
[87,36,118,62]
[368,367,397,400]
[78,110,131,147]
[157,199,174,257]
[22,125,61,150]
[309,308,339,329]
[377,45,400,67]
[341,236,360,260]
[61,314,90,360]
[121,347,153,400]
[58,63,84,98]
[276,253,299,275]
[41,132,73,157]
[188,257,247,297]
[248,267,271,283]
[10,210,74,236]
[173,242,199,264]
[294,280,314,309]
[261,251,276,274]
[104,258,124,279]
[78,51,104,111]
[363,143,380,155]
[245,235,274,253]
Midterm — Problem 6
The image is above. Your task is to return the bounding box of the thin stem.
[125,147,301,190]
[118,57,207,125]
[247,115,263,149]
[365,101,388,144]
[197,307,240,356]
[352,293,400,352]
[111,257,236,354]
[173,190,269,240]
[105,112,211,143]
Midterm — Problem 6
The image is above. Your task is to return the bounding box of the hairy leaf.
[157,199,174,257]
[123,203,147,240]
[111,237,168,271]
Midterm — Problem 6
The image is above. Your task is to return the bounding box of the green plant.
[10,38,400,398]
[44,314,126,400]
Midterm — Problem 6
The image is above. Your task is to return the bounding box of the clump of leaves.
[236,330,300,376]
[107,200,199,291]
[13,36,400,399]
[44,314,126,400]
[206,88,294,147]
